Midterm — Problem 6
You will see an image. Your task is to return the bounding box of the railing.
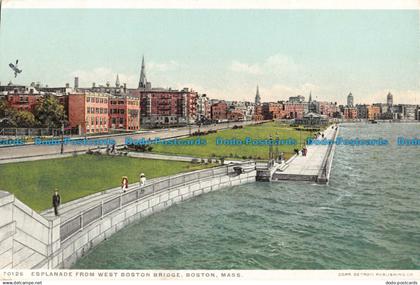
[317,126,339,182]
[0,128,65,137]
[255,159,275,170]
[59,162,255,242]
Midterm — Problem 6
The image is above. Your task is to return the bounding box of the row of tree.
[0,95,66,128]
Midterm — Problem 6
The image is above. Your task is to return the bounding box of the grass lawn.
[0,155,211,212]
[151,122,317,160]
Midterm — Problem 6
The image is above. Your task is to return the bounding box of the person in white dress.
[139,173,146,192]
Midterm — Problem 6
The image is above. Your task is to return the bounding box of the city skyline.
[0,9,419,105]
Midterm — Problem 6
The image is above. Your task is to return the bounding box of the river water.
[73,123,420,269]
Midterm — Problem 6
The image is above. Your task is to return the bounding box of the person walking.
[52,190,61,216]
[139,173,146,192]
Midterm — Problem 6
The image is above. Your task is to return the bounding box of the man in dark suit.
[52,190,61,216]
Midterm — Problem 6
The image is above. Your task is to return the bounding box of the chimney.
[123,83,127,93]
[74,77,79,89]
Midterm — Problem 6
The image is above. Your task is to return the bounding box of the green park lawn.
[0,155,210,212]
[151,122,316,160]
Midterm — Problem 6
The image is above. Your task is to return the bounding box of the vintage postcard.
[0,0,419,284]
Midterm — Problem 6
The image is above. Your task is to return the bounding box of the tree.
[14,111,36,128]
[0,98,17,127]
[33,95,66,128]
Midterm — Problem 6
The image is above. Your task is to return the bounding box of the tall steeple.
[138,55,147,89]
[255,85,261,105]
[308,91,312,103]
[115,74,120,88]
[347,92,354,107]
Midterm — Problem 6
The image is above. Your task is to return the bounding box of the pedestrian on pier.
[52,190,61,216]
[121,176,128,193]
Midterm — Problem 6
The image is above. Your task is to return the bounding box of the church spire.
[138,55,147,89]
[308,91,312,103]
[255,85,261,105]
[115,74,120,88]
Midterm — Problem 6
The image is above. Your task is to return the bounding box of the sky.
[0,8,419,105]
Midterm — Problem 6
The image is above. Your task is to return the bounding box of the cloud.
[148,60,180,72]
[229,53,300,76]
[229,61,262,75]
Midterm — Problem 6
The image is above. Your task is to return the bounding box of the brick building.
[131,88,198,128]
[253,105,264,121]
[1,86,42,112]
[367,105,381,120]
[343,107,358,120]
[262,102,284,119]
[211,101,228,121]
[282,102,306,119]
[67,92,109,134]
[108,96,140,131]
[227,109,245,121]
[357,104,380,120]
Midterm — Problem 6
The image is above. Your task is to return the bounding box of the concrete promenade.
[40,174,185,221]
[272,124,338,183]
[0,121,263,162]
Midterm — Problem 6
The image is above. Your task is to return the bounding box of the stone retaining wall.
[0,191,60,269]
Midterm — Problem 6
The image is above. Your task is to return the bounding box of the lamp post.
[300,128,302,149]
[60,121,64,154]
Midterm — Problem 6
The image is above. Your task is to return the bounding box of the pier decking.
[272,124,338,184]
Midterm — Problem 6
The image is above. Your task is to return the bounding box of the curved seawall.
[0,163,256,269]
